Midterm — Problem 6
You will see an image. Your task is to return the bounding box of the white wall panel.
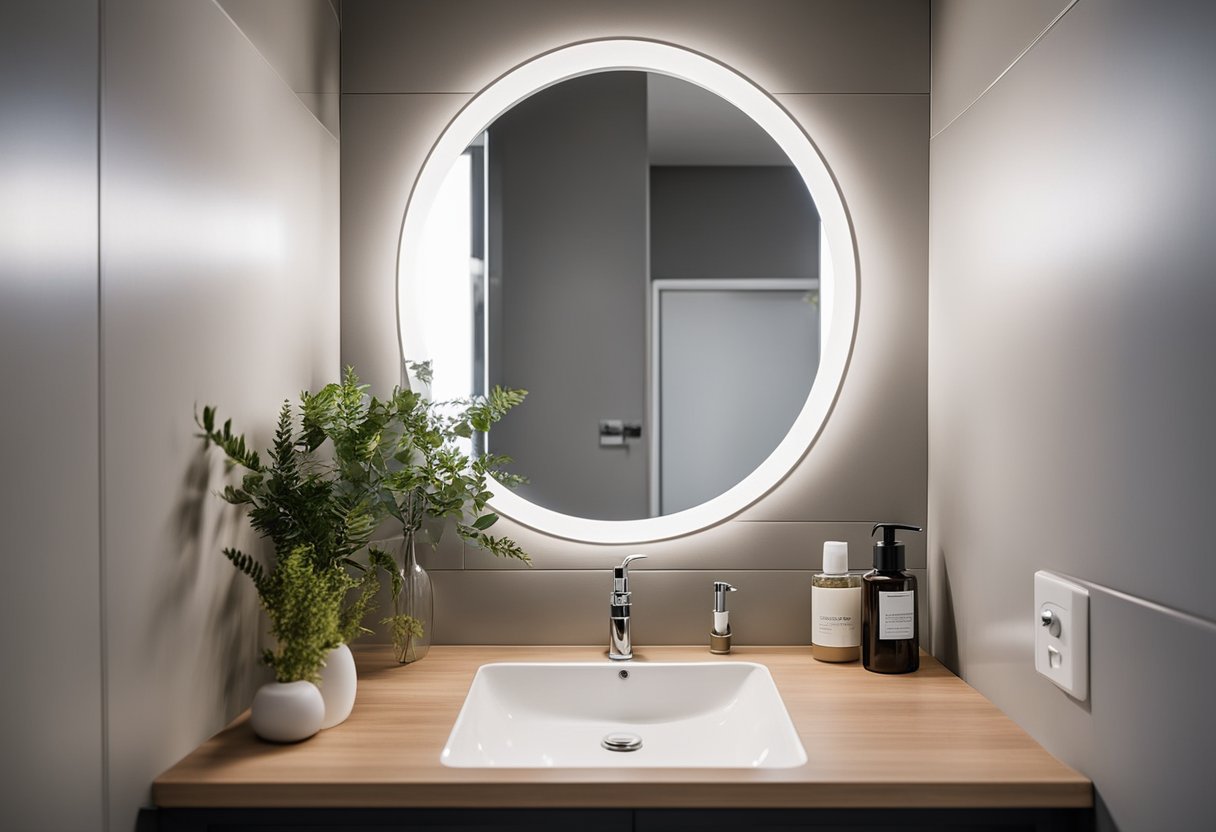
[0,4,103,830]
[100,1,339,828]
[930,0,1216,828]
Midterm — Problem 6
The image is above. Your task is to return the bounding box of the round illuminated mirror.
[399,40,856,543]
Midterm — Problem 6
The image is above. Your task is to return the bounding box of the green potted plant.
[196,399,379,739]
[308,365,531,664]
[242,543,359,742]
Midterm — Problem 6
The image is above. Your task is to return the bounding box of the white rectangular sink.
[440,661,807,768]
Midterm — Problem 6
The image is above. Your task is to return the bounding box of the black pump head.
[871,523,923,572]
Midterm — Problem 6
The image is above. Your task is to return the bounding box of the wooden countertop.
[153,645,1091,809]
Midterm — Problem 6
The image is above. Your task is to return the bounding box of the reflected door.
[654,280,820,516]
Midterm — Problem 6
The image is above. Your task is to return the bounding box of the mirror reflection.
[411,71,825,521]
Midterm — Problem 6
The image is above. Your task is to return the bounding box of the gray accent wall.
[650,166,819,280]
[341,1,929,644]
[1,2,340,831]
[488,72,649,520]
[929,1,1216,829]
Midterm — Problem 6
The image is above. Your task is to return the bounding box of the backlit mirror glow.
[399,40,857,543]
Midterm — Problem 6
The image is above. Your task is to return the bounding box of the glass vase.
[392,534,433,664]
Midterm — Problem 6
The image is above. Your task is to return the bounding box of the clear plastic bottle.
[811,541,862,662]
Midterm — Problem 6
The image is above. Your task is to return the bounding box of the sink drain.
[601,732,643,753]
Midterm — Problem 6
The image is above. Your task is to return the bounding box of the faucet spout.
[608,554,646,660]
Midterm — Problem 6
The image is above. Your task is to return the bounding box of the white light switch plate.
[1034,571,1089,700]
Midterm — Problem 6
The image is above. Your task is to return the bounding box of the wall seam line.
[1059,573,1216,633]
[731,519,925,525]
[428,567,928,573]
[930,0,1080,141]
[210,0,337,138]
[339,90,930,97]
[96,0,110,829]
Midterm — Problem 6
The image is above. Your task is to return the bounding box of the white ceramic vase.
[249,680,324,743]
[317,643,357,729]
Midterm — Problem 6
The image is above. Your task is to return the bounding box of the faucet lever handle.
[616,553,647,575]
[612,554,647,596]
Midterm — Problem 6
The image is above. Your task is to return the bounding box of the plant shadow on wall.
[167,449,261,718]
[193,368,529,741]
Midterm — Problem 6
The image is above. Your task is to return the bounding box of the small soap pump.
[862,523,923,674]
[710,581,737,654]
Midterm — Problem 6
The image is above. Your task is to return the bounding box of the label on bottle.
[811,585,861,647]
[879,590,915,640]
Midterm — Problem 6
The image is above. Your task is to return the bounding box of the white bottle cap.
[822,541,848,574]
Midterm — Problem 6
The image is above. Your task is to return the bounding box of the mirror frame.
[398,38,858,544]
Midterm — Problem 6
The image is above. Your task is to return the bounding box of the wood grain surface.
[153,646,1091,809]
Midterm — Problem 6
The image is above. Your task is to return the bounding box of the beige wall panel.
[364,523,923,645]
[343,0,928,95]
[930,0,1216,828]
[363,520,922,644]
[359,529,465,638]
[431,569,608,644]
[456,520,925,572]
[630,568,928,647]
[930,0,1073,135]
[342,1,929,645]
[430,568,926,645]
[101,1,340,828]
[340,93,470,394]
[378,520,467,572]
[738,93,928,525]
[0,4,103,830]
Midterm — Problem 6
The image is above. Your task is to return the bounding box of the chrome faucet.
[608,554,647,660]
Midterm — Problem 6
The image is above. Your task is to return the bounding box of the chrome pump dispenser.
[710,581,738,654]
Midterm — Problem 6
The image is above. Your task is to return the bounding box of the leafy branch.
[196,391,384,681]
[305,367,531,658]
[313,367,532,564]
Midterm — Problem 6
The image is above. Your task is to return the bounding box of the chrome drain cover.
[601,732,643,752]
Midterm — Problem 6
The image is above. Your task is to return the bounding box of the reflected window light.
[416,151,474,402]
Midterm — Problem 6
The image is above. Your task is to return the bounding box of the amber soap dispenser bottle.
[862,523,923,674]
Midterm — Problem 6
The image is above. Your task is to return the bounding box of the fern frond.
[465,386,527,433]
[270,401,298,485]
[222,547,268,596]
[456,528,531,565]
